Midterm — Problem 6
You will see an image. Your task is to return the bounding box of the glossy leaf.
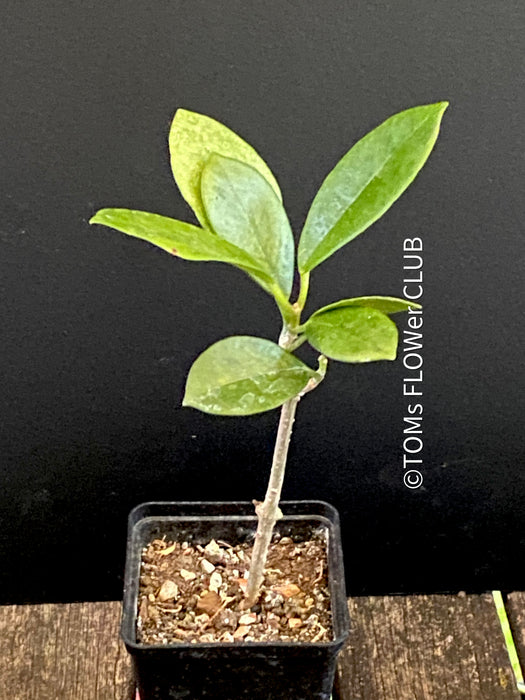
[304,307,398,363]
[309,296,422,319]
[201,155,294,298]
[298,102,448,272]
[89,209,270,280]
[183,336,319,415]
[169,109,281,228]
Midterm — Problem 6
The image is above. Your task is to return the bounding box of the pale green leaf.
[89,209,271,282]
[309,296,422,319]
[298,102,448,273]
[201,154,294,298]
[169,109,281,228]
[183,336,318,415]
[304,307,398,363]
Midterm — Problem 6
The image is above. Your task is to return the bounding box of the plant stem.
[271,285,297,329]
[244,393,301,608]
[243,271,319,608]
[287,334,308,352]
[244,352,327,607]
[296,272,310,312]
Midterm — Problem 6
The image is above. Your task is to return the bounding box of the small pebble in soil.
[200,559,216,574]
[179,569,196,582]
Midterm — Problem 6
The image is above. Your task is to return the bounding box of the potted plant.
[90,101,448,699]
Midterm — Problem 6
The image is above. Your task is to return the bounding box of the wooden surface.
[0,595,522,700]
[335,594,522,700]
[0,602,133,700]
[508,592,525,686]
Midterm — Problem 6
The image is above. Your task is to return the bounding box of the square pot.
[122,501,350,699]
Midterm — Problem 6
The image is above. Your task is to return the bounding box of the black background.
[1,1,524,604]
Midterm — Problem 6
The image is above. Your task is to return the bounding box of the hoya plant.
[90,102,448,608]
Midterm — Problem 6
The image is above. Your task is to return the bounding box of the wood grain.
[507,592,525,684]
[335,594,521,700]
[0,595,522,699]
[0,602,134,700]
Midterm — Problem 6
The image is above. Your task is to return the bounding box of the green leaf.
[303,307,398,363]
[169,109,281,228]
[89,209,272,281]
[183,336,319,415]
[298,102,448,273]
[201,154,294,298]
[309,296,422,319]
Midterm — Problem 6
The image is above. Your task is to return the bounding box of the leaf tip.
[89,212,101,225]
[171,107,190,126]
[432,100,449,121]
[424,100,449,116]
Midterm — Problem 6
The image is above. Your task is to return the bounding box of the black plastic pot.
[122,501,350,700]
